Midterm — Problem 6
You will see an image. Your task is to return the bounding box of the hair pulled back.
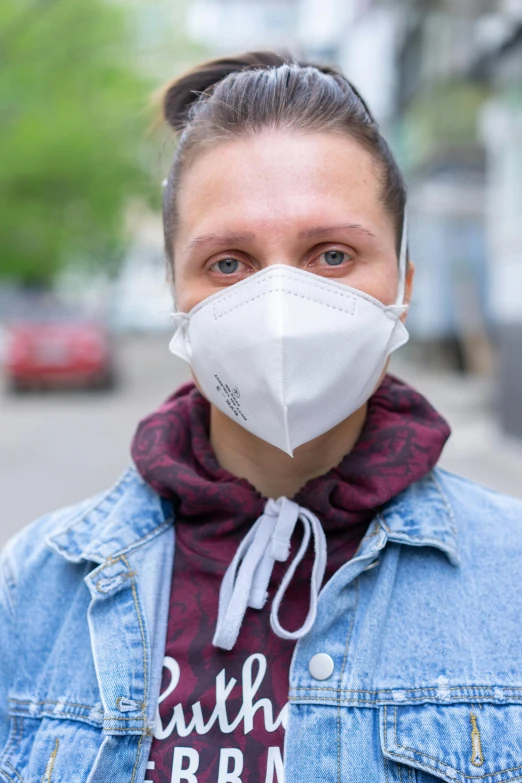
[160,52,406,270]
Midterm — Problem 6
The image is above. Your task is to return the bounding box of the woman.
[1,52,521,783]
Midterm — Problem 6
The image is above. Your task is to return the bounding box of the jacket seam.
[383,751,390,783]
[0,556,16,619]
[119,554,150,738]
[383,706,390,779]
[289,684,520,694]
[130,735,144,783]
[377,515,458,561]
[377,528,452,546]
[8,698,97,710]
[4,762,25,783]
[2,557,16,595]
[0,717,22,770]
[431,470,459,546]
[86,517,173,563]
[290,696,383,705]
[98,728,149,734]
[337,577,359,783]
[289,693,522,705]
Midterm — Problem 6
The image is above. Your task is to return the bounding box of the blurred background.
[1,0,522,546]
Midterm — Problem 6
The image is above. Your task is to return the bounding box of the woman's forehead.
[174,131,392,247]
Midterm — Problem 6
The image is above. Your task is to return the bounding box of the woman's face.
[172,130,413,313]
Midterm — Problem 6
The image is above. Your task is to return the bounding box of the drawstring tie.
[213,497,327,651]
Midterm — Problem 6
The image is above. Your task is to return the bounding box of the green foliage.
[0,0,156,286]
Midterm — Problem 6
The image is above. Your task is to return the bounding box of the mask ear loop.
[395,209,408,307]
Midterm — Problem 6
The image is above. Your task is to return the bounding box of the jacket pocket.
[380,702,522,782]
[0,713,103,783]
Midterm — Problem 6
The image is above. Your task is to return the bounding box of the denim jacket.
[1,464,521,783]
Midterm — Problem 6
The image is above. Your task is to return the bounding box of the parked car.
[3,303,116,393]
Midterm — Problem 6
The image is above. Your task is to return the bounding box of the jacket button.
[309,653,334,681]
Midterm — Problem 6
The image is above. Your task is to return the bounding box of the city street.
[1,335,521,548]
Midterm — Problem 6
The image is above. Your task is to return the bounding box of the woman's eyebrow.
[298,223,377,240]
[187,223,375,251]
[188,232,256,250]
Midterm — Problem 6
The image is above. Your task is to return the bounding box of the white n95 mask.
[169,220,409,456]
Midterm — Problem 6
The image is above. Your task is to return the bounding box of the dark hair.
[160,51,407,271]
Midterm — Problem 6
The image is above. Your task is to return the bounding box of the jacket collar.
[378,469,460,566]
[46,465,459,567]
[46,467,174,564]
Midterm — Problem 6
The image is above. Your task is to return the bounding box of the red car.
[4,309,116,392]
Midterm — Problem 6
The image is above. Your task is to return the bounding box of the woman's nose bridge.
[255,234,303,269]
[246,223,305,269]
[263,257,300,269]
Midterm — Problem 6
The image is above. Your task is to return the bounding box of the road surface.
[1,335,521,547]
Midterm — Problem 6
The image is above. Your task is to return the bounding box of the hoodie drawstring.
[213,497,327,651]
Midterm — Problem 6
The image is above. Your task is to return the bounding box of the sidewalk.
[390,354,522,500]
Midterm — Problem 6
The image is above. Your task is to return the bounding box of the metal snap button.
[309,653,334,681]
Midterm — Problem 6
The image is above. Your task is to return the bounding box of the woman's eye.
[322,250,348,266]
[211,258,241,275]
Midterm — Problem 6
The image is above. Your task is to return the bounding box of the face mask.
[169,216,409,456]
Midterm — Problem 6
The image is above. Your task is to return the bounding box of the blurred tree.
[403,81,490,171]
[0,0,157,287]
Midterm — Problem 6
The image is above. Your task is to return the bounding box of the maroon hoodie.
[132,374,450,783]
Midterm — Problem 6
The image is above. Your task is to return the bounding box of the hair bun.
[162,51,291,132]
